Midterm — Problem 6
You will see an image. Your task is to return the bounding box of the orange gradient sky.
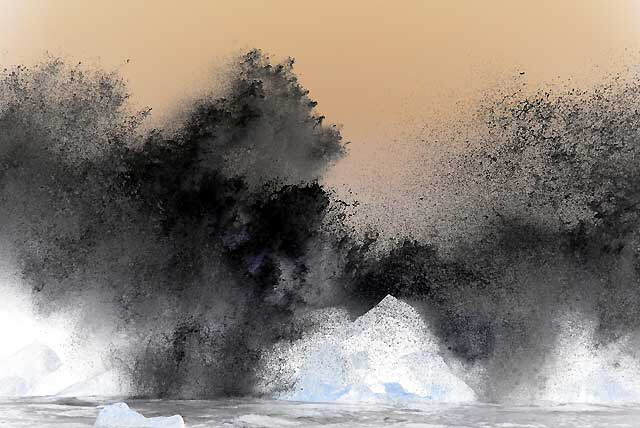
[2,1,639,136]
[2,1,640,236]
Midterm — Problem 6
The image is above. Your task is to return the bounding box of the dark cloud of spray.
[3,50,640,402]
[349,76,640,401]
[0,51,351,397]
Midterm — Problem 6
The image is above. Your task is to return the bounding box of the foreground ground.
[1,397,640,427]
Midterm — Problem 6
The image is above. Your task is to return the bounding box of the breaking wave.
[2,50,640,403]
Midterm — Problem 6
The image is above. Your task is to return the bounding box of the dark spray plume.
[350,76,640,401]
[0,50,351,397]
[4,50,640,402]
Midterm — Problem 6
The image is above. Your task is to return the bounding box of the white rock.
[264,295,477,403]
[94,402,184,428]
[28,363,91,396]
[58,368,130,397]
[0,342,61,396]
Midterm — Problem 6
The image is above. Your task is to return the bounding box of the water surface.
[1,397,640,427]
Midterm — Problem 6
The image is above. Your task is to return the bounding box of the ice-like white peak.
[273,295,477,403]
[58,368,130,397]
[0,341,61,396]
[94,402,184,428]
[349,294,437,353]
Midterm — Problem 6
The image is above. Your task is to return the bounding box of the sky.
[1,0,640,232]
[2,1,639,138]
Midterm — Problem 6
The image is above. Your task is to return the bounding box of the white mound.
[58,368,130,397]
[0,342,61,396]
[94,402,184,428]
[28,363,90,396]
[264,295,476,403]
